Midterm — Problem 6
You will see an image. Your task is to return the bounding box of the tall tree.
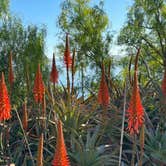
[118,0,166,67]
[0,15,48,104]
[0,0,9,18]
[118,0,166,129]
[58,0,112,97]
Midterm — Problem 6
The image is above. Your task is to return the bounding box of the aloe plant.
[70,126,119,166]
[144,127,166,165]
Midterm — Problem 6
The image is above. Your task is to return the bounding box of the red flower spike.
[161,68,166,96]
[0,73,11,121]
[64,33,72,69]
[98,64,110,107]
[8,51,14,86]
[52,120,70,166]
[33,64,45,104]
[126,49,144,135]
[50,53,58,84]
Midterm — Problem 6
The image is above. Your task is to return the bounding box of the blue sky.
[10,0,132,58]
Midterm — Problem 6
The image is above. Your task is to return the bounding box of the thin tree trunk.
[81,63,84,99]
[25,64,30,94]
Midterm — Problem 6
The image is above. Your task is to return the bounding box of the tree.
[118,0,166,119]
[0,15,48,104]
[118,0,166,67]
[118,2,166,162]
[58,0,112,97]
[0,0,9,18]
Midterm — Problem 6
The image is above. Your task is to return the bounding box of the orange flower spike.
[161,68,166,96]
[0,73,11,121]
[8,51,14,86]
[33,64,45,104]
[98,64,110,107]
[52,120,70,166]
[64,33,72,69]
[50,53,58,84]
[126,49,144,135]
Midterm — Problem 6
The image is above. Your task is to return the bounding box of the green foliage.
[59,0,111,63]
[144,129,166,165]
[70,126,119,166]
[0,0,166,165]
[118,0,166,64]
[0,15,48,105]
[58,0,112,96]
[0,0,9,18]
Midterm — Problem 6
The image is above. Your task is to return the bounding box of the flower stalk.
[64,33,72,95]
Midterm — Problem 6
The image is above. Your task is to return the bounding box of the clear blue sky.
[10,0,132,58]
